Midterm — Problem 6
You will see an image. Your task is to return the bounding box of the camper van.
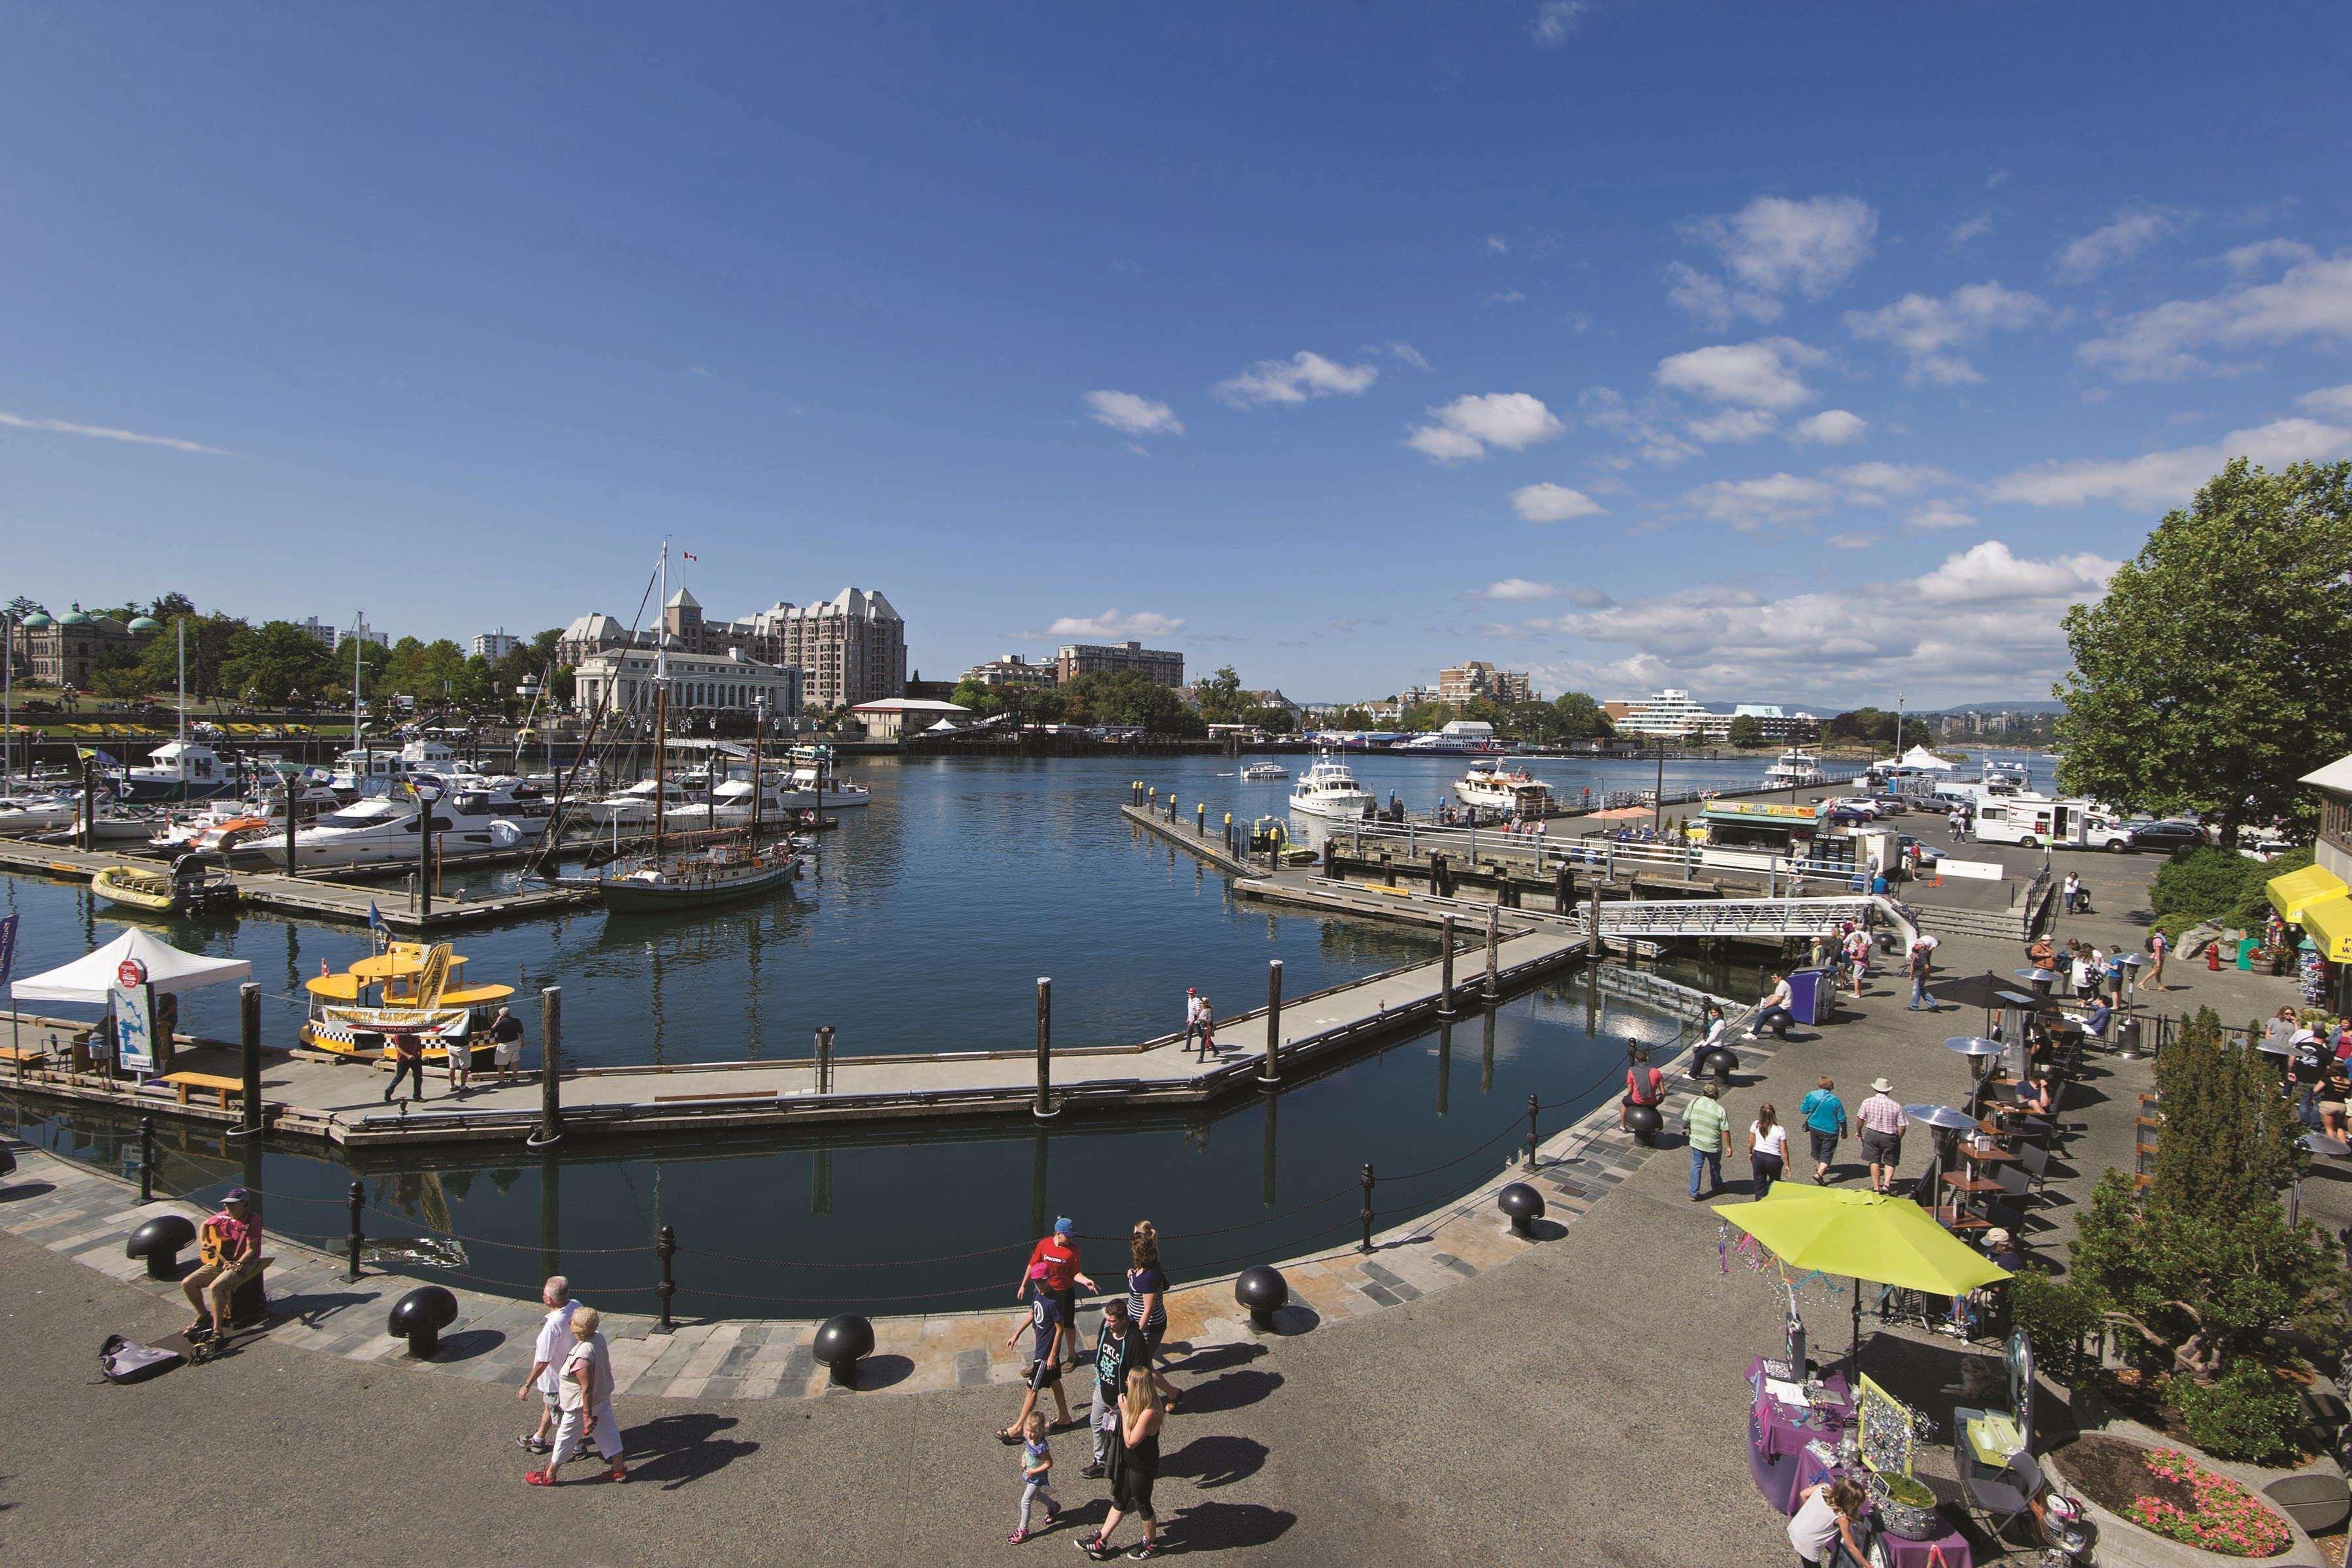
[1970,792,2135,851]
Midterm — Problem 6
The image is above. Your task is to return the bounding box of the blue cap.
[224,1188,252,1205]
[1054,1217,1073,1234]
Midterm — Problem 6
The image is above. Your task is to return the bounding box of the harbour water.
[0,749,1999,1311]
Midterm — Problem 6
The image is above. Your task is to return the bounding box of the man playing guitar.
[181,1188,265,1341]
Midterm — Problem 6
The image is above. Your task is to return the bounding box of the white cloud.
[1681,472,1838,528]
[1686,408,1779,444]
[2078,255,2352,382]
[1481,290,1527,306]
[1382,341,1431,371]
[1509,482,1607,523]
[1083,390,1183,436]
[1682,195,1878,300]
[1405,392,1565,463]
[1946,213,1995,247]
[1663,261,1780,329]
[0,410,231,455]
[2298,383,2352,418]
[1987,169,2012,189]
[1526,540,2119,704]
[1906,503,1978,531]
[1485,235,1511,255]
[1213,351,1379,409]
[1531,0,1591,47]
[1042,608,1187,638]
[1843,281,2048,385]
[1578,387,1699,467]
[1475,578,1560,601]
[1828,461,1952,502]
[2055,207,2189,280]
[1654,337,1824,411]
[1989,416,2352,509]
[1826,532,1876,551]
[2222,238,2318,274]
[1789,409,1869,446]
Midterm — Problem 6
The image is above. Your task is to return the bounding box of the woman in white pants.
[529,1307,626,1485]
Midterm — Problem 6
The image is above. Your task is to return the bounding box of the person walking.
[382,1028,427,1103]
[528,1305,625,1485]
[1126,1224,1177,1407]
[1748,1103,1788,1196]
[1007,1410,1060,1544]
[2141,930,2169,992]
[516,1274,581,1454]
[2290,1022,2328,1127]
[1195,998,1215,1057]
[1015,1217,1096,1371]
[1078,1299,1139,1480]
[1181,988,1203,1054]
[1075,1367,1166,1561]
[1856,1079,1908,1196]
[999,1262,1077,1442]
[1905,938,1934,1011]
[1844,924,1872,998]
[490,1004,525,1088]
[1799,1077,1846,1184]
[1684,1081,1729,1201]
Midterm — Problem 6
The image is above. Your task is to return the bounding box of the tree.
[949,678,1005,719]
[1193,665,1245,725]
[220,621,338,708]
[1726,715,1765,747]
[137,613,248,700]
[1398,700,1450,732]
[1236,704,1295,734]
[1551,691,1614,740]
[1824,708,1899,749]
[1335,706,1374,729]
[2057,458,2352,845]
[1061,671,1203,735]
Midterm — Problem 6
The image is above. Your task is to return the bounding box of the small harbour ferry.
[299,940,516,1062]
[1239,762,1288,782]
[1288,753,1375,821]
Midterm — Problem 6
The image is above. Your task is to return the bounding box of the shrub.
[2149,845,2264,922]
[2010,1273,2104,1385]
[2231,845,2311,933]
[2168,1363,2311,1466]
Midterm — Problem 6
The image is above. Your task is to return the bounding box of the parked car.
[1827,804,1876,826]
[2127,819,2207,853]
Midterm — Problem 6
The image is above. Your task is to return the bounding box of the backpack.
[100,1333,184,1384]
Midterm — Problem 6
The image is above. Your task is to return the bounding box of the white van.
[1973,792,2127,850]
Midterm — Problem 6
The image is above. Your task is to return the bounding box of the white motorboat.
[1288,753,1375,821]
[0,792,84,835]
[772,746,870,811]
[1454,762,1552,817]
[243,791,529,870]
[1239,762,1288,781]
[118,740,237,804]
[1763,747,1827,788]
[581,772,711,827]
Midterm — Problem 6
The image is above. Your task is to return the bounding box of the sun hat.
[1870,1077,1893,1092]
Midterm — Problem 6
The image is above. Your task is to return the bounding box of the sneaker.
[1077,1463,1105,1480]
[1010,1530,1032,1546]
[516,1435,549,1453]
[606,1464,628,1483]
[1075,1535,1112,1560]
[1126,1544,1161,1561]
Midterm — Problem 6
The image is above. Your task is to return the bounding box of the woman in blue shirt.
[1797,1076,1848,1184]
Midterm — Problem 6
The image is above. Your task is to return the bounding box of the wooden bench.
[0,1045,50,1066]
[161,1071,244,1111]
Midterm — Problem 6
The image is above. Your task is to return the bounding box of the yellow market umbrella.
[1718,1186,2010,1369]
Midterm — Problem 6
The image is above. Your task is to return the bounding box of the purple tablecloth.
[1747,1356,1854,1512]
[1788,1448,1976,1568]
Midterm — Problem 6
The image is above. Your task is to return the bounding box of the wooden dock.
[0,838,598,931]
[1120,800,1262,876]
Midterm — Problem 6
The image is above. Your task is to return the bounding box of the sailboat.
[116,621,235,804]
[594,544,801,914]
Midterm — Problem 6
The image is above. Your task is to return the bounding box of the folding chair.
[1955,1446,2046,1543]
[2012,1141,2052,1193]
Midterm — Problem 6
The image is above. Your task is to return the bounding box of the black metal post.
[1525,1093,1541,1170]
[1033,977,1055,1119]
[656,1224,677,1331]
[1260,1092,1279,1208]
[285,773,299,878]
[533,985,563,1147]
[238,982,263,1136]
[1437,915,1457,1019]
[345,1179,365,1282]
[1655,734,1666,832]
[138,1115,154,1201]
[1260,960,1284,1085]
[1358,1163,1376,1254]
[816,1025,835,1094]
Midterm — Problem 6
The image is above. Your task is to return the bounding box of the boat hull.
[598,862,799,913]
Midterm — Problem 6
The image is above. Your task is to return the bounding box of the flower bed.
[2063,1435,2295,1559]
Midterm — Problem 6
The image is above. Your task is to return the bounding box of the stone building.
[1437,661,1533,708]
[961,653,1058,689]
[10,604,137,689]
[1056,640,1183,687]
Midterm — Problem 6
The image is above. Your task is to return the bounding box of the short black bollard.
[1699,1045,1739,1085]
[345,1180,365,1282]
[126,1213,197,1279]
[1358,1163,1376,1254]
[814,1312,874,1387]
[656,1224,678,1331]
[1235,1265,1288,1331]
[1626,1102,1664,1146]
[387,1285,458,1358]
[139,1116,155,1203]
[1497,1182,1545,1238]
[1524,1093,1540,1169]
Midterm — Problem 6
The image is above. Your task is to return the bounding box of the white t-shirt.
[1751,1122,1789,1159]
[559,1334,615,1413]
[1766,980,1793,1009]
[1788,1486,1842,1563]
[533,1301,581,1396]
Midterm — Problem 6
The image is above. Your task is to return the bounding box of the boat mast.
[653,541,669,857]
[176,616,187,785]
[749,703,763,845]
[2,608,12,790]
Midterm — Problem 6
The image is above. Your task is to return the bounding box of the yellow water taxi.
[299,941,515,1062]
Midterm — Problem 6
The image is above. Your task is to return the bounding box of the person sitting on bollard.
[1619,1046,1663,1132]
[1688,1004,1727,1079]
[180,1188,266,1341]
[527,1305,624,1485]
[1748,973,1795,1040]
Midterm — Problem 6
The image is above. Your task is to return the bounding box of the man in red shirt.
[1014,1218,1097,1371]
[182,1188,265,1340]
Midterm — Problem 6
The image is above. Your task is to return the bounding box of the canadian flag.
[682,551,698,562]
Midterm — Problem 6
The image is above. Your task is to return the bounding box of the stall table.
[1748,1356,1854,1512]
[1788,1444,1977,1568]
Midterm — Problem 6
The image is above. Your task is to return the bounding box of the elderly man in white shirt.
[516,1275,581,1454]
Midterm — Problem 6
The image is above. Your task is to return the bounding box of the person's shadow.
[1162,1433,1266,1490]
[1171,1368,1282,1416]
[619,1413,759,1490]
[1164,1500,1297,1552]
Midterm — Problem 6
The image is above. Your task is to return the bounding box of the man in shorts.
[516,1274,581,1453]
[1855,1078,1909,1196]
[998,1264,1074,1442]
[490,1005,525,1087]
[180,1188,265,1340]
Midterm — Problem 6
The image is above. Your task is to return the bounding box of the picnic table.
[159,1071,244,1110]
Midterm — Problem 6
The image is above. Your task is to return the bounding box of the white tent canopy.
[10,928,253,1004]
[1898,745,1957,772]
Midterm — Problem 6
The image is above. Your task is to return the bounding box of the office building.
[1437,661,1533,708]
[1056,640,1183,687]
[572,644,802,719]
[472,629,523,662]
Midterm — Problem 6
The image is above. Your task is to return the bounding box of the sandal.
[996,1428,1023,1445]
[525,1471,556,1488]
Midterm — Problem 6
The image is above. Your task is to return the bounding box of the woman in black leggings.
[1077,1367,1165,1560]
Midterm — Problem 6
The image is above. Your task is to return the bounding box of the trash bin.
[1787,968,1829,1026]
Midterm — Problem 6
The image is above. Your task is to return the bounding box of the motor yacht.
[1239,762,1288,781]
[1288,753,1376,821]
[242,791,529,871]
[1454,762,1552,817]
[118,740,237,804]
[1763,747,1827,789]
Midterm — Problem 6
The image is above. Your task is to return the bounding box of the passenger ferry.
[1763,747,1827,789]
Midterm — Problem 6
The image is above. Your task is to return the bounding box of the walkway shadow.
[1261,1302,1319,1336]
[272,1288,372,1330]
[1162,1433,1266,1490]
[1175,1367,1282,1416]
[432,1328,506,1363]
[1172,1341,1266,1377]
[619,1412,759,1491]
[0,1181,56,1203]
[1166,1500,1297,1552]
[843,1353,913,1392]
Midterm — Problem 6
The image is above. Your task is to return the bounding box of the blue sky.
[6,3,2352,708]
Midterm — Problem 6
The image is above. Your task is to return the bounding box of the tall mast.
[750,704,763,845]
[653,541,670,856]
[3,610,12,789]
[176,617,186,748]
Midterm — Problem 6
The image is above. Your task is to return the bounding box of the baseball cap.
[1053,1217,1073,1235]
[223,1188,252,1205]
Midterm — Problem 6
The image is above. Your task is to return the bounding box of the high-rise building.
[471,629,522,661]
[738,587,907,710]
[1056,640,1183,687]
[295,617,338,648]
[1437,661,1533,707]
[336,616,390,651]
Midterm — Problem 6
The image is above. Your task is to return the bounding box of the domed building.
[11,600,136,689]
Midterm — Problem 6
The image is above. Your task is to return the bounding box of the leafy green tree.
[90,643,152,700]
[949,678,1004,719]
[137,613,248,700]
[1727,715,1765,747]
[1237,704,1295,733]
[1335,706,1373,729]
[1193,664,1245,725]
[1551,691,1613,740]
[221,621,338,706]
[1825,708,1899,748]
[1399,700,1450,732]
[2057,458,2352,845]
[1061,670,1203,735]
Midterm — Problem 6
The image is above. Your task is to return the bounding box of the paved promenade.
[0,820,2323,1565]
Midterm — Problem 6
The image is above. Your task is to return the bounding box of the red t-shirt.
[208,1210,259,1262]
[1026,1235,1079,1292]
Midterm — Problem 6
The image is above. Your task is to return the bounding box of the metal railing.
[1341,819,1873,893]
[1594,896,1876,941]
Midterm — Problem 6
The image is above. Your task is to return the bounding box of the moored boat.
[90,853,238,917]
[1454,762,1552,817]
[1288,753,1375,821]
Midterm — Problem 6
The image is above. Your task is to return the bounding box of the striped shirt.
[1683,1094,1730,1153]
[1856,1094,1908,1135]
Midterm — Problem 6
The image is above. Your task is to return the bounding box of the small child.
[1008,1411,1057,1544]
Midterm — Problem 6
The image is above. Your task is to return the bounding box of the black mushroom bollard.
[387,1285,459,1358]
[1235,1265,1289,1331]
[1625,1102,1665,1147]
[813,1313,874,1388]
[1497,1182,1546,1238]
[125,1214,197,1279]
[1699,1045,1739,1085]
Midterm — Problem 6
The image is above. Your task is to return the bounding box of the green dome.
[59,602,91,627]
[21,610,51,630]
[127,615,161,633]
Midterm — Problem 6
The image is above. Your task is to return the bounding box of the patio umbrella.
[1716,1186,2010,1370]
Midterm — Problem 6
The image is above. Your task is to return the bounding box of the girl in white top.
[1788,1478,1867,1565]
[1748,1103,1788,1197]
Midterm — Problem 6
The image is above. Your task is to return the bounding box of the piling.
[238,982,263,1137]
[1358,1163,1377,1254]
[346,1181,365,1281]
[1437,916,1458,1020]
[1483,904,1501,1003]
[816,1025,836,1094]
[1260,959,1284,1086]
[531,986,563,1148]
[1033,977,1055,1120]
